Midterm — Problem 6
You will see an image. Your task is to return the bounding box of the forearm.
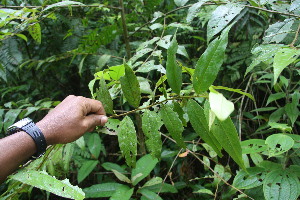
[0,131,37,183]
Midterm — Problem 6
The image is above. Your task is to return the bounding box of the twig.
[119,0,131,58]
[290,23,300,47]
[0,4,121,10]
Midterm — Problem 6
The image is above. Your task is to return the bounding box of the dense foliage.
[0,0,300,199]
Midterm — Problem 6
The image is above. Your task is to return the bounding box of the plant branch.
[290,23,300,47]
[0,4,121,10]
[119,0,131,58]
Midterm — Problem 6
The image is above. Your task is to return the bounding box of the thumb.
[84,114,108,130]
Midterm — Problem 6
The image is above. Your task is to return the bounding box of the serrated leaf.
[186,0,209,24]
[265,134,294,157]
[187,99,222,157]
[160,105,186,148]
[96,78,114,114]
[28,23,41,44]
[273,48,300,85]
[118,116,137,167]
[110,185,133,200]
[131,154,158,186]
[263,19,294,44]
[120,64,141,108]
[87,133,101,159]
[233,167,266,189]
[207,3,244,42]
[211,118,245,170]
[166,35,182,94]
[77,160,98,183]
[193,25,231,93]
[209,92,234,121]
[263,170,299,200]
[139,188,163,200]
[10,170,84,200]
[83,183,124,198]
[142,110,163,159]
[111,170,131,184]
[43,1,85,12]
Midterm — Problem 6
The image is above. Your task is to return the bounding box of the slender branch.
[0,4,121,10]
[119,0,131,58]
[290,23,300,47]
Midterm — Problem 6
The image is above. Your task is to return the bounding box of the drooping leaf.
[285,103,299,126]
[102,162,127,174]
[265,134,294,157]
[129,48,152,64]
[142,110,163,159]
[96,78,114,114]
[131,154,158,186]
[10,170,84,200]
[193,189,214,195]
[110,185,134,200]
[233,167,267,189]
[111,170,131,184]
[142,183,178,193]
[209,92,234,121]
[187,99,222,157]
[211,118,245,170]
[266,92,286,105]
[118,116,137,167]
[160,105,186,148]
[273,48,300,84]
[207,3,244,42]
[166,35,182,94]
[139,188,163,200]
[87,133,102,159]
[83,183,124,198]
[120,64,141,108]
[212,86,255,101]
[186,0,209,24]
[193,25,231,93]
[43,1,85,12]
[142,177,163,188]
[28,23,41,44]
[62,143,75,172]
[263,19,295,44]
[263,170,299,200]
[3,109,22,130]
[77,160,99,183]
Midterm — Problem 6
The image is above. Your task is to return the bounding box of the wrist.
[36,121,55,146]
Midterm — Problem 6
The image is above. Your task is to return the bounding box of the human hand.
[37,95,108,145]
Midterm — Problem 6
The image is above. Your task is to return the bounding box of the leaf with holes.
[96,78,114,114]
[187,99,222,157]
[118,116,137,167]
[263,19,294,43]
[193,25,231,93]
[160,105,186,148]
[10,170,84,200]
[263,170,299,200]
[166,35,182,94]
[265,134,294,157]
[233,167,267,189]
[28,23,41,44]
[207,3,244,42]
[120,64,141,108]
[186,0,209,24]
[142,110,163,159]
[241,139,267,154]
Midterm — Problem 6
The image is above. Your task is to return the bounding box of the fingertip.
[100,116,108,126]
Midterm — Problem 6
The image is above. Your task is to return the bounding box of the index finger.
[83,98,106,116]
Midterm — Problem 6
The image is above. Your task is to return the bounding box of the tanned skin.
[0,95,108,183]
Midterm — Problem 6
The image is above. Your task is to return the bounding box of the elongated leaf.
[166,35,182,94]
[120,64,141,108]
[139,188,163,200]
[233,167,267,189]
[187,99,222,157]
[83,183,124,198]
[4,109,22,130]
[96,78,114,114]
[110,185,133,200]
[77,160,98,183]
[273,48,300,84]
[193,25,231,93]
[118,116,137,167]
[186,0,209,24]
[160,105,186,148]
[241,139,267,154]
[87,133,101,159]
[263,170,299,200]
[141,183,178,193]
[174,0,189,6]
[142,177,163,188]
[209,92,234,121]
[266,92,286,105]
[111,170,131,184]
[265,134,294,157]
[43,1,84,12]
[28,23,41,44]
[285,99,299,126]
[263,19,294,43]
[131,154,158,186]
[11,170,84,200]
[212,86,255,101]
[207,3,244,42]
[142,110,163,159]
[211,118,245,170]
[102,162,127,174]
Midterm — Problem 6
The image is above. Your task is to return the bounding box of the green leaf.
[28,23,41,44]
[78,55,87,75]
[111,170,131,184]
[166,35,182,94]
[77,160,98,183]
[211,118,245,170]
[142,177,163,188]
[102,162,127,174]
[193,189,214,195]
[16,34,28,42]
[43,1,84,12]
[139,188,163,200]
[285,103,299,126]
[129,48,152,64]
[110,185,133,200]
[62,143,75,172]
[266,92,286,105]
[97,54,111,69]
[233,167,266,189]
[0,109,4,132]
[160,105,186,148]
[142,183,178,193]
[4,109,22,130]
[120,64,141,108]
[263,19,294,43]
[96,78,114,114]
[209,92,234,121]
[142,110,163,159]
[263,170,299,200]
[131,154,158,186]
[265,134,294,157]
[273,48,300,84]
[193,25,231,93]
[207,3,244,42]
[186,0,209,24]
[241,139,267,154]
[10,170,84,200]
[268,122,292,132]
[118,116,137,167]
[187,99,222,157]
[87,133,101,159]
[83,183,124,198]
[212,86,255,101]
[108,65,125,81]
[174,0,189,6]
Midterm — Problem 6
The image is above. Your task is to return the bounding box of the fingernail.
[101,116,108,125]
